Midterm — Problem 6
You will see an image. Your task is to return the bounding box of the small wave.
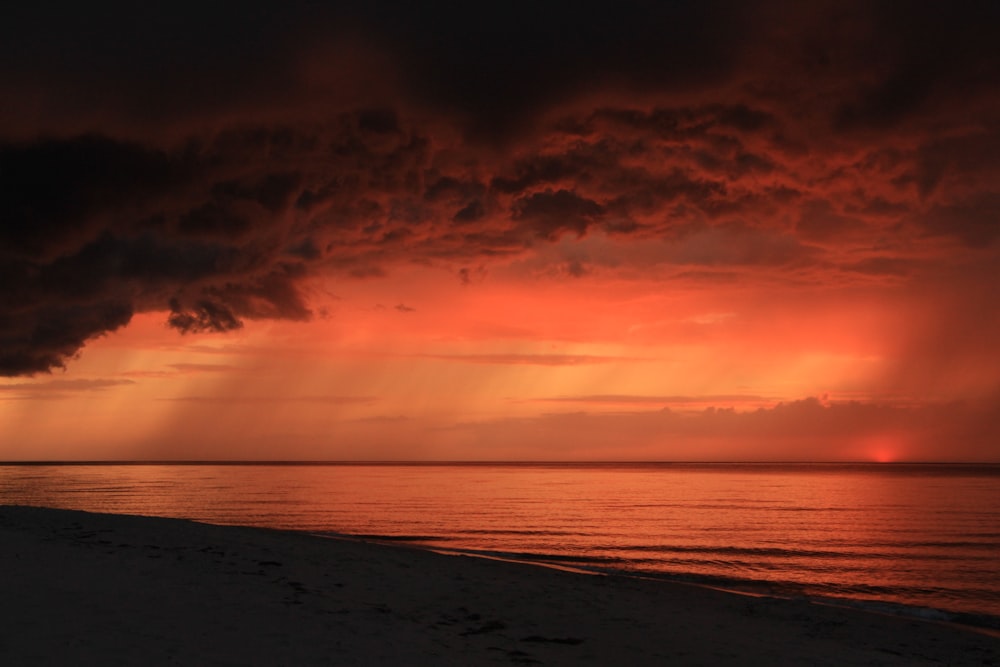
[425,545,632,565]
[458,528,596,537]
[603,568,1000,633]
[821,598,1000,633]
[593,543,998,565]
[898,540,1000,549]
[316,532,453,543]
[605,543,943,561]
[432,547,1000,633]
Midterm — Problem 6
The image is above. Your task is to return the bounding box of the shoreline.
[338,533,1000,636]
[2,504,999,665]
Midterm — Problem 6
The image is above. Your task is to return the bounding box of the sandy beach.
[1,505,997,666]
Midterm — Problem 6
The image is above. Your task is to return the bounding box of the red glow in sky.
[1,2,998,461]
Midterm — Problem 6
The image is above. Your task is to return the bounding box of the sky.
[1,1,999,461]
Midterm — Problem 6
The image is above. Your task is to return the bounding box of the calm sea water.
[2,463,999,628]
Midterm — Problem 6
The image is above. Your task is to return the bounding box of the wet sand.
[1,505,998,665]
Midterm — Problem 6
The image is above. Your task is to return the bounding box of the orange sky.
[1,2,999,461]
[3,246,998,461]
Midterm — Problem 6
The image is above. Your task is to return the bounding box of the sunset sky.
[2,1,999,461]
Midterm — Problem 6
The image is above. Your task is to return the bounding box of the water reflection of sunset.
[3,463,998,618]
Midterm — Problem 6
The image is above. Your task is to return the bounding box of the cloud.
[120,363,238,379]
[534,394,770,406]
[917,192,1000,248]
[0,378,135,399]
[0,300,134,376]
[451,397,1000,461]
[416,354,645,366]
[167,363,237,373]
[0,0,997,378]
[512,189,603,241]
[157,395,377,404]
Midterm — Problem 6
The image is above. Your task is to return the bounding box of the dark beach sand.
[1,505,998,666]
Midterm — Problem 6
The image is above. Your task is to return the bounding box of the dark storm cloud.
[1,1,997,375]
[0,136,184,259]
[0,132,316,374]
[0,298,134,376]
[0,1,755,140]
[3,1,997,138]
[335,1,754,139]
[0,3,307,132]
[918,193,1000,248]
[832,1,1000,130]
[513,190,604,240]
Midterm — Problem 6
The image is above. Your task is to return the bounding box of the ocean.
[2,462,998,630]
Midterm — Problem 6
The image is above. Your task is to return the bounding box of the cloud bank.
[1,0,998,376]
